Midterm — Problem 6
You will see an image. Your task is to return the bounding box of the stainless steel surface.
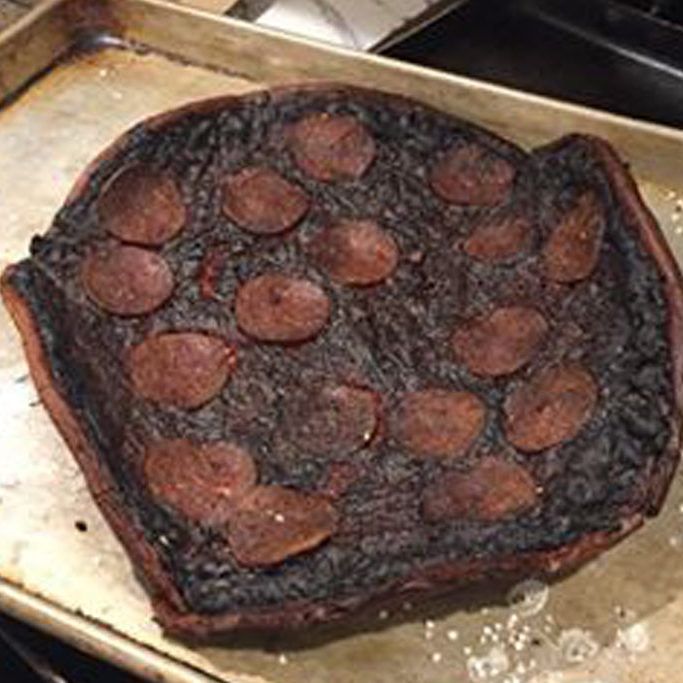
[1,2,683,682]
[227,0,463,50]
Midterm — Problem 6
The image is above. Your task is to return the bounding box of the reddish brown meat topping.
[198,246,229,301]
[423,456,539,522]
[288,113,376,181]
[464,213,531,263]
[97,164,185,245]
[227,486,338,567]
[144,439,257,525]
[222,166,310,235]
[505,363,598,452]
[286,384,379,456]
[430,144,515,205]
[235,274,330,343]
[394,389,486,459]
[310,219,399,286]
[128,332,236,408]
[81,245,173,316]
[542,191,604,283]
[452,306,548,377]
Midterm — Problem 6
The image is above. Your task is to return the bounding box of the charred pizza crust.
[2,84,682,636]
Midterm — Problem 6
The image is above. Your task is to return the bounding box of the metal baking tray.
[1,1,683,681]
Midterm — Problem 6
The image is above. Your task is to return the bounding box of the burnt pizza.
[2,85,682,636]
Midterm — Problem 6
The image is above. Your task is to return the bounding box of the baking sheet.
[1,2,683,682]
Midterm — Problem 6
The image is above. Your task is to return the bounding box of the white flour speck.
[558,628,600,663]
[466,646,510,680]
[616,622,650,654]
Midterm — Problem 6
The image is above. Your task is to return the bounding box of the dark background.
[386,0,683,128]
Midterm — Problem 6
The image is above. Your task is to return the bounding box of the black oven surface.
[386,0,683,128]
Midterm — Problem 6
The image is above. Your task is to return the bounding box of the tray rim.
[2,0,683,155]
[0,579,222,683]
[121,0,683,154]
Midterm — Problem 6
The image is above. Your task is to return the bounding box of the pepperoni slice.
[82,245,173,316]
[227,486,338,567]
[235,274,330,343]
[144,439,257,525]
[310,219,399,286]
[452,306,548,377]
[430,144,515,206]
[286,384,379,456]
[128,332,236,408]
[394,389,486,459]
[422,456,538,522]
[542,191,604,283]
[289,113,376,182]
[464,213,531,263]
[222,166,310,235]
[98,164,185,245]
[505,363,598,452]
[198,247,229,301]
